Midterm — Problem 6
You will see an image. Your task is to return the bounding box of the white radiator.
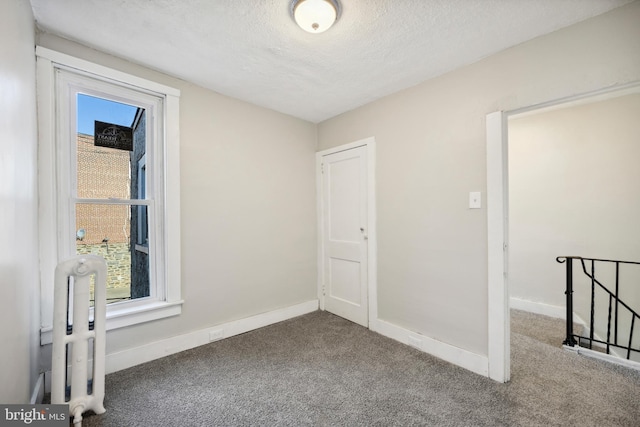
[52,255,107,426]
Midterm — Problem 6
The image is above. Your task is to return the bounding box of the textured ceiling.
[30,0,633,123]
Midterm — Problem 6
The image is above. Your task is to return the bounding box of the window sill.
[134,244,149,254]
[40,300,183,345]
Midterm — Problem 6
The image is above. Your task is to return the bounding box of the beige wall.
[510,94,640,305]
[0,0,40,403]
[509,94,640,353]
[36,33,318,355]
[317,2,640,355]
[12,1,640,391]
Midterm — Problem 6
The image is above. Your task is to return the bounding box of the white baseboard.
[510,297,566,319]
[370,318,489,377]
[105,300,319,374]
[572,312,588,333]
[30,373,45,404]
[47,301,488,382]
[571,313,627,358]
[564,345,640,371]
[510,296,591,331]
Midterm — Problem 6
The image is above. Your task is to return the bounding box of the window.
[37,47,182,344]
[75,94,148,304]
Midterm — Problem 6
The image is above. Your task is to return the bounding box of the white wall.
[317,2,640,356]
[509,94,640,307]
[36,34,318,358]
[0,0,41,403]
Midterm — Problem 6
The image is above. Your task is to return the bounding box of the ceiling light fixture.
[291,0,341,34]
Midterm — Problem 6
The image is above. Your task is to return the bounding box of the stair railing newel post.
[628,316,635,359]
[614,261,619,347]
[606,292,613,355]
[589,259,595,349]
[558,256,577,347]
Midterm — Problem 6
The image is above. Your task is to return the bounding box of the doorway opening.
[487,81,640,382]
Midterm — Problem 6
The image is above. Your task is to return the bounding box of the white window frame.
[36,47,182,344]
[135,153,149,254]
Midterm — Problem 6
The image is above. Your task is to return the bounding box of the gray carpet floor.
[82,309,640,426]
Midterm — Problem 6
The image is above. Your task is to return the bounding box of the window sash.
[58,70,164,306]
[74,199,157,304]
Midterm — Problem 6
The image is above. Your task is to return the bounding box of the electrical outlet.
[209,329,224,342]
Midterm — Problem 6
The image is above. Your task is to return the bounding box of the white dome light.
[292,0,340,33]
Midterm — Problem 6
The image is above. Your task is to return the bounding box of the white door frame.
[486,81,640,383]
[486,111,510,383]
[316,137,377,328]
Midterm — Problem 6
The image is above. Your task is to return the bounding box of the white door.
[320,145,368,327]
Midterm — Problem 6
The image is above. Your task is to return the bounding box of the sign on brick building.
[94,121,133,151]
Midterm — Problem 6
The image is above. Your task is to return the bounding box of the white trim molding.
[486,111,510,383]
[373,319,489,377]
[34,47,180,97]
[564,345,640,372]
[509,297,565,319]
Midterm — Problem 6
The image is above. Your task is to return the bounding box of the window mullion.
[73,198,153,206]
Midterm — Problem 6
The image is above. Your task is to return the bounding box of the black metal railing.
[557,256,640,360]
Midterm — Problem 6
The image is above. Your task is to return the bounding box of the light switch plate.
[469,191,481,209]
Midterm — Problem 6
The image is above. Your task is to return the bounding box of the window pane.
[75,203,150,304]
[76,94,145,200]
[131,207,151,300]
